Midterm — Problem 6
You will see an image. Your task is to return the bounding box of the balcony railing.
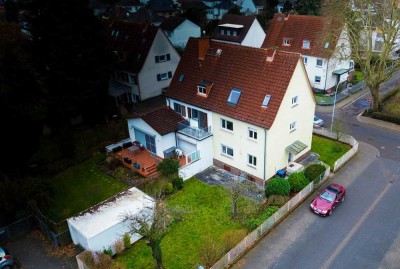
[178,120,212,140]
[186,150,200,164]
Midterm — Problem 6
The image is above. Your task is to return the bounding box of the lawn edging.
[312,128,359,172]
[210,164,330,269]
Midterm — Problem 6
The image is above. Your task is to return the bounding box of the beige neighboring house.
[106,20,180,104]
[166,37,315,185]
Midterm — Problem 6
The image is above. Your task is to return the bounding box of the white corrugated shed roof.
[68,187,154,239]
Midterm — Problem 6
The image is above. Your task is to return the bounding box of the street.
[233,76,400,269]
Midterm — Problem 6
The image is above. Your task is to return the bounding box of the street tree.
[324,0,400,111]
[295,0,322,15]
[122,198,186,269]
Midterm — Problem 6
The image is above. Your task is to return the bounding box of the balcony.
[178,120,212,140]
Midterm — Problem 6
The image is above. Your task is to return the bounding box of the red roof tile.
[262,14,340,58]
[133,106,185,135]
[166,38,301,129]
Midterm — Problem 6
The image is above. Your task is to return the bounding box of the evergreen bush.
[265,177,290,197]
[287,172,309,192]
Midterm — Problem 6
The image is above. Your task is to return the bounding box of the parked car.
[313,115,324,128]
[0,247,14,269]
[310,183,346,216]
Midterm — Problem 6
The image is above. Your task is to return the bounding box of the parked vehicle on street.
[310,183,346,216]
[0,247,14,269]
[313,115,324,128]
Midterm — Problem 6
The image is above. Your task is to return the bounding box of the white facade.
[67,187,154,252]
[240,0,257,14]
[241,19,265,48]
[127,118,176,158]
[165,20,201,49]
[138,30,180,101]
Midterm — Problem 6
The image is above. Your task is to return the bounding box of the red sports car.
[310,183,346,216]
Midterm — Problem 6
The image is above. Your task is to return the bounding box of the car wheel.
[328,210,332,216]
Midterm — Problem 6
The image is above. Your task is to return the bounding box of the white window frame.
[291,96,299,106]
[302,40,310,49]
[283,38,290,46]
[159,72,168,80]
[290,121,297,132]
[248,154,257,167]
[248,128,258,140]
[221,118,233,131]
[198,86,207,95]
[315,76,321,83]
[221,144,234,157]
[316,59,323,67]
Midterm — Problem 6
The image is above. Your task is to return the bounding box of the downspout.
[324,58,329,92]
[263,128,267,189]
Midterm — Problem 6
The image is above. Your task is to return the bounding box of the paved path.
[4,229,78,269]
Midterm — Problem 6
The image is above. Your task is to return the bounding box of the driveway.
[4,229,79,269]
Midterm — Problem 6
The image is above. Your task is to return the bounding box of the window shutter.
[168,71,172,78]
[157,74,161,81]
[166,53,171,61]
[155,56,159,63]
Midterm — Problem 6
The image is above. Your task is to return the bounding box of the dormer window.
[324,42,330,49]
[283,38,291,46]
[303,40,310,49]
[227,88,241,106]
[197,80,212,96]
[262,95,271,107]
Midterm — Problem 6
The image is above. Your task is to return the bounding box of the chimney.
[198,38,210,60]
[266,50,276,62]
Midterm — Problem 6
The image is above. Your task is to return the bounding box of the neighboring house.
[106,21,180,103]
[148,0,180,18]
[166,37,315,184]
[111,7,166,26]
[68,187,154,252]
[240,0,265,15]
[212,13,265,48]
[262,14,354,93]
[203,0,239,20]
[160,16,201,48]
[115,0,142,13]
[89,0,111,17]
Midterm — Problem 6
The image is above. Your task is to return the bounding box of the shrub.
[164,182,174,195]
[304,164,326,183]
[199,237,224,268]
[287,172,309,193]
[103,246,113,256]
[80,251,113,269]
[246,206,279,231]
[123,233,131,249]
[265,177,290,197]
[157,158,179,177]
[172,176,184,190]
[221,229,247,251]
[266,195,290,207]
[113,239,124,254]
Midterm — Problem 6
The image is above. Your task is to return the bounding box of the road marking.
[321,182,393,269]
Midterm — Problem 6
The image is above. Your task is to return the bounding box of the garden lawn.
[311,134,351,170]
[45,153,128,222]
[382,90,400,115]
[114,178,268,269]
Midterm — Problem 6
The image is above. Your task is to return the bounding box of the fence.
[210,165,330,269]
[316,81,365,106]
[313,128,359,172]
[33,215,72,247]
[0,215,36,242]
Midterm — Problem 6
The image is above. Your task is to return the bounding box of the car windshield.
[314,116,319,121]
[320,191,335,202]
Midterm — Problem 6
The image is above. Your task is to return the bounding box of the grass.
[382,90,400,115]
[114,178,276,269]
[45,153,129,222]
[311,134,351,170]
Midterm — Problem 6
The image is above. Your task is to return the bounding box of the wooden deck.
[111,144,187,178]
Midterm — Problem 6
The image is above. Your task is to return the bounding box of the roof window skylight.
[324,42,330,49]
[227,88,242,106]
[262,95,271,107]
[179,74,185,82]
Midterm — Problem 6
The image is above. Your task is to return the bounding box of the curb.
[356,112,400,132]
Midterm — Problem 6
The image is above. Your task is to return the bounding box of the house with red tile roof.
[263,14,353,94]
[106,20,180,104]
[212,14,265,48]
[165,37,315,184]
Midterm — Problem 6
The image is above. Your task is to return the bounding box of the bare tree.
[230,181,247,218]
[324,0,400,111]
[122,198,186,269]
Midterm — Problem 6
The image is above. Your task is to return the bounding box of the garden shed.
[67,187,154,252]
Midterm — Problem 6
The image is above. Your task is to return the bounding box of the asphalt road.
[233,144,400,269]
